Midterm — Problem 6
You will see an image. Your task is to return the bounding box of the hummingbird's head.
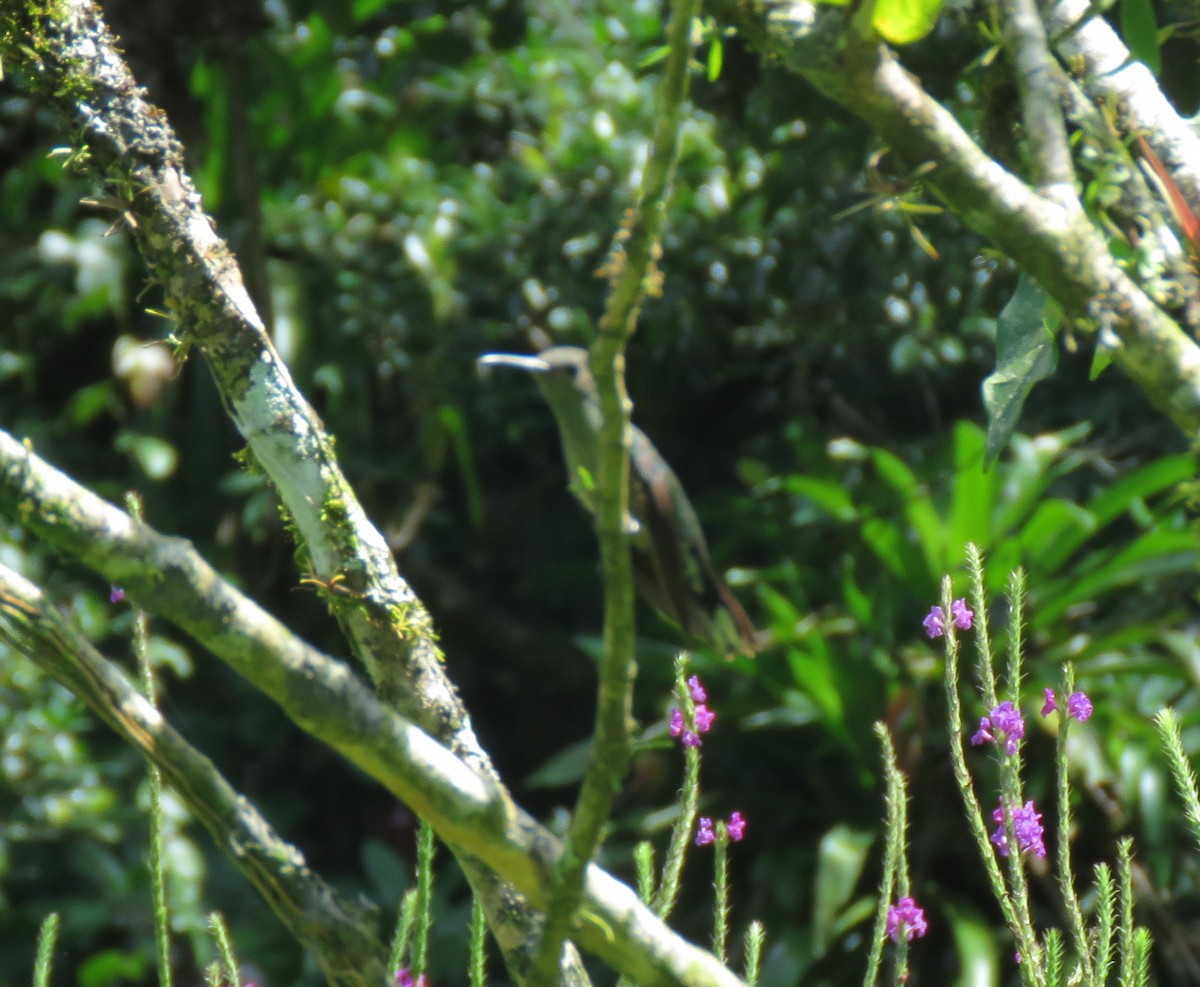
[477,346,595,406]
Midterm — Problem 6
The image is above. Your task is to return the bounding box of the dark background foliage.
[2,0,1200,984]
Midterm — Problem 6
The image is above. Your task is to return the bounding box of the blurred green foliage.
[1,0,1200,984]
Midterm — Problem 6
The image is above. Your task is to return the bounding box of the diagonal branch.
[0,567,387,987]
[708,0,1200,436]
[1047,0,1200,212]
[998,0,1075,193]
[0,1,569,976]
[0,430,745,987]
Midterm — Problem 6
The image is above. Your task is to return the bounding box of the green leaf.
[783,474,857,520]
[982,275,1058,466]
[870,0,946,44]
[811,826,874,955]
[948,421,997,557]
[438,404,486,529]
[114,432,178,481]
[1120,0,1161,75]
[525,737,591,788]
[707,38,723,81]
[871,448,941,578]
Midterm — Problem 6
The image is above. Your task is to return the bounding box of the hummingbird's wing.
[630,428,758,658]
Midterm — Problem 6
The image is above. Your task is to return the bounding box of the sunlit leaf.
[871,0,946,44]
[982,275,1058,466]
[1120,0,1161,75]
[811,826,874,955]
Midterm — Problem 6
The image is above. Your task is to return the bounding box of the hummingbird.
[479,346,758,658]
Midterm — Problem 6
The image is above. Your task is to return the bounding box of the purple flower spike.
[991,800,1046,859]
[971,701,1024,755]
[695,817,716,846]
[687,675,707,703]
[694,704,716,733]
[950,598,974,630]
[1041,688,1057,717]
[727,811,746,842]
[922,606,945,638]
[1067,691,1093,722]
[886,897,928,943]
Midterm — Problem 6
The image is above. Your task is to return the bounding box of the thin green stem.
[863,724,905,987]
[127,492,172,987]
[209,913,240,987]
[33,913,59,987]
[742,922,765,987]
[470,895,487,987]
[653,658,703,919]
[413,820,436,975]
[965,544,998,706]
[1117,838,1136,987]
[1092,863,1116,987]
[1156,708,1200,852]
[389,889,419,975]
[525,0,698,978]
[712,830,731,964]
[1053,665,1089,977]
[942,576,1014,929]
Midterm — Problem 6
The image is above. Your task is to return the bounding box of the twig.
[525,0,700,978]
[0,566,388,987]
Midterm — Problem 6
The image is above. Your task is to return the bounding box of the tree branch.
[1047,0,1200,212]
[0,1,573,977]
[0,430,745,987]
[527,0,701,980]
[0,567,388,987]
[999,0,1075,193]
[709,0,1200,436]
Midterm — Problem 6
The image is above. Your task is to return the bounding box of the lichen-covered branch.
[708,0,1200,436]
[0,566,387,987]
[0,430,744,987]
[999,0,1074,194]
[1047,0,1200,211]
[0,0,573,977]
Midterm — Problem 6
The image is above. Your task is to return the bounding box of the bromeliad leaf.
[982,276,1058,467]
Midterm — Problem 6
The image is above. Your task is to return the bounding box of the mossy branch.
[528,0,701,981]
[0,565,388,987]
[0,0,584,977]
[0,429,745,987]
[707,0,1200,436]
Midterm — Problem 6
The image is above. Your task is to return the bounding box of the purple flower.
[669,707,684,737]
[970,716,994,746]
[681,730,702,748]
[1067,691,1093,722]
[695,817,716,846]
[687,675,707,703]
[922,606,945,638]
[396,971,412,987]
[971,701,1025,755]
[109,586,126,603]
[886,897,928,943]
[950,598,974,630]
[991,800,1046,858]
[1041,688,1057,716]
[726,811,746,842]
[694,704,716,733]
